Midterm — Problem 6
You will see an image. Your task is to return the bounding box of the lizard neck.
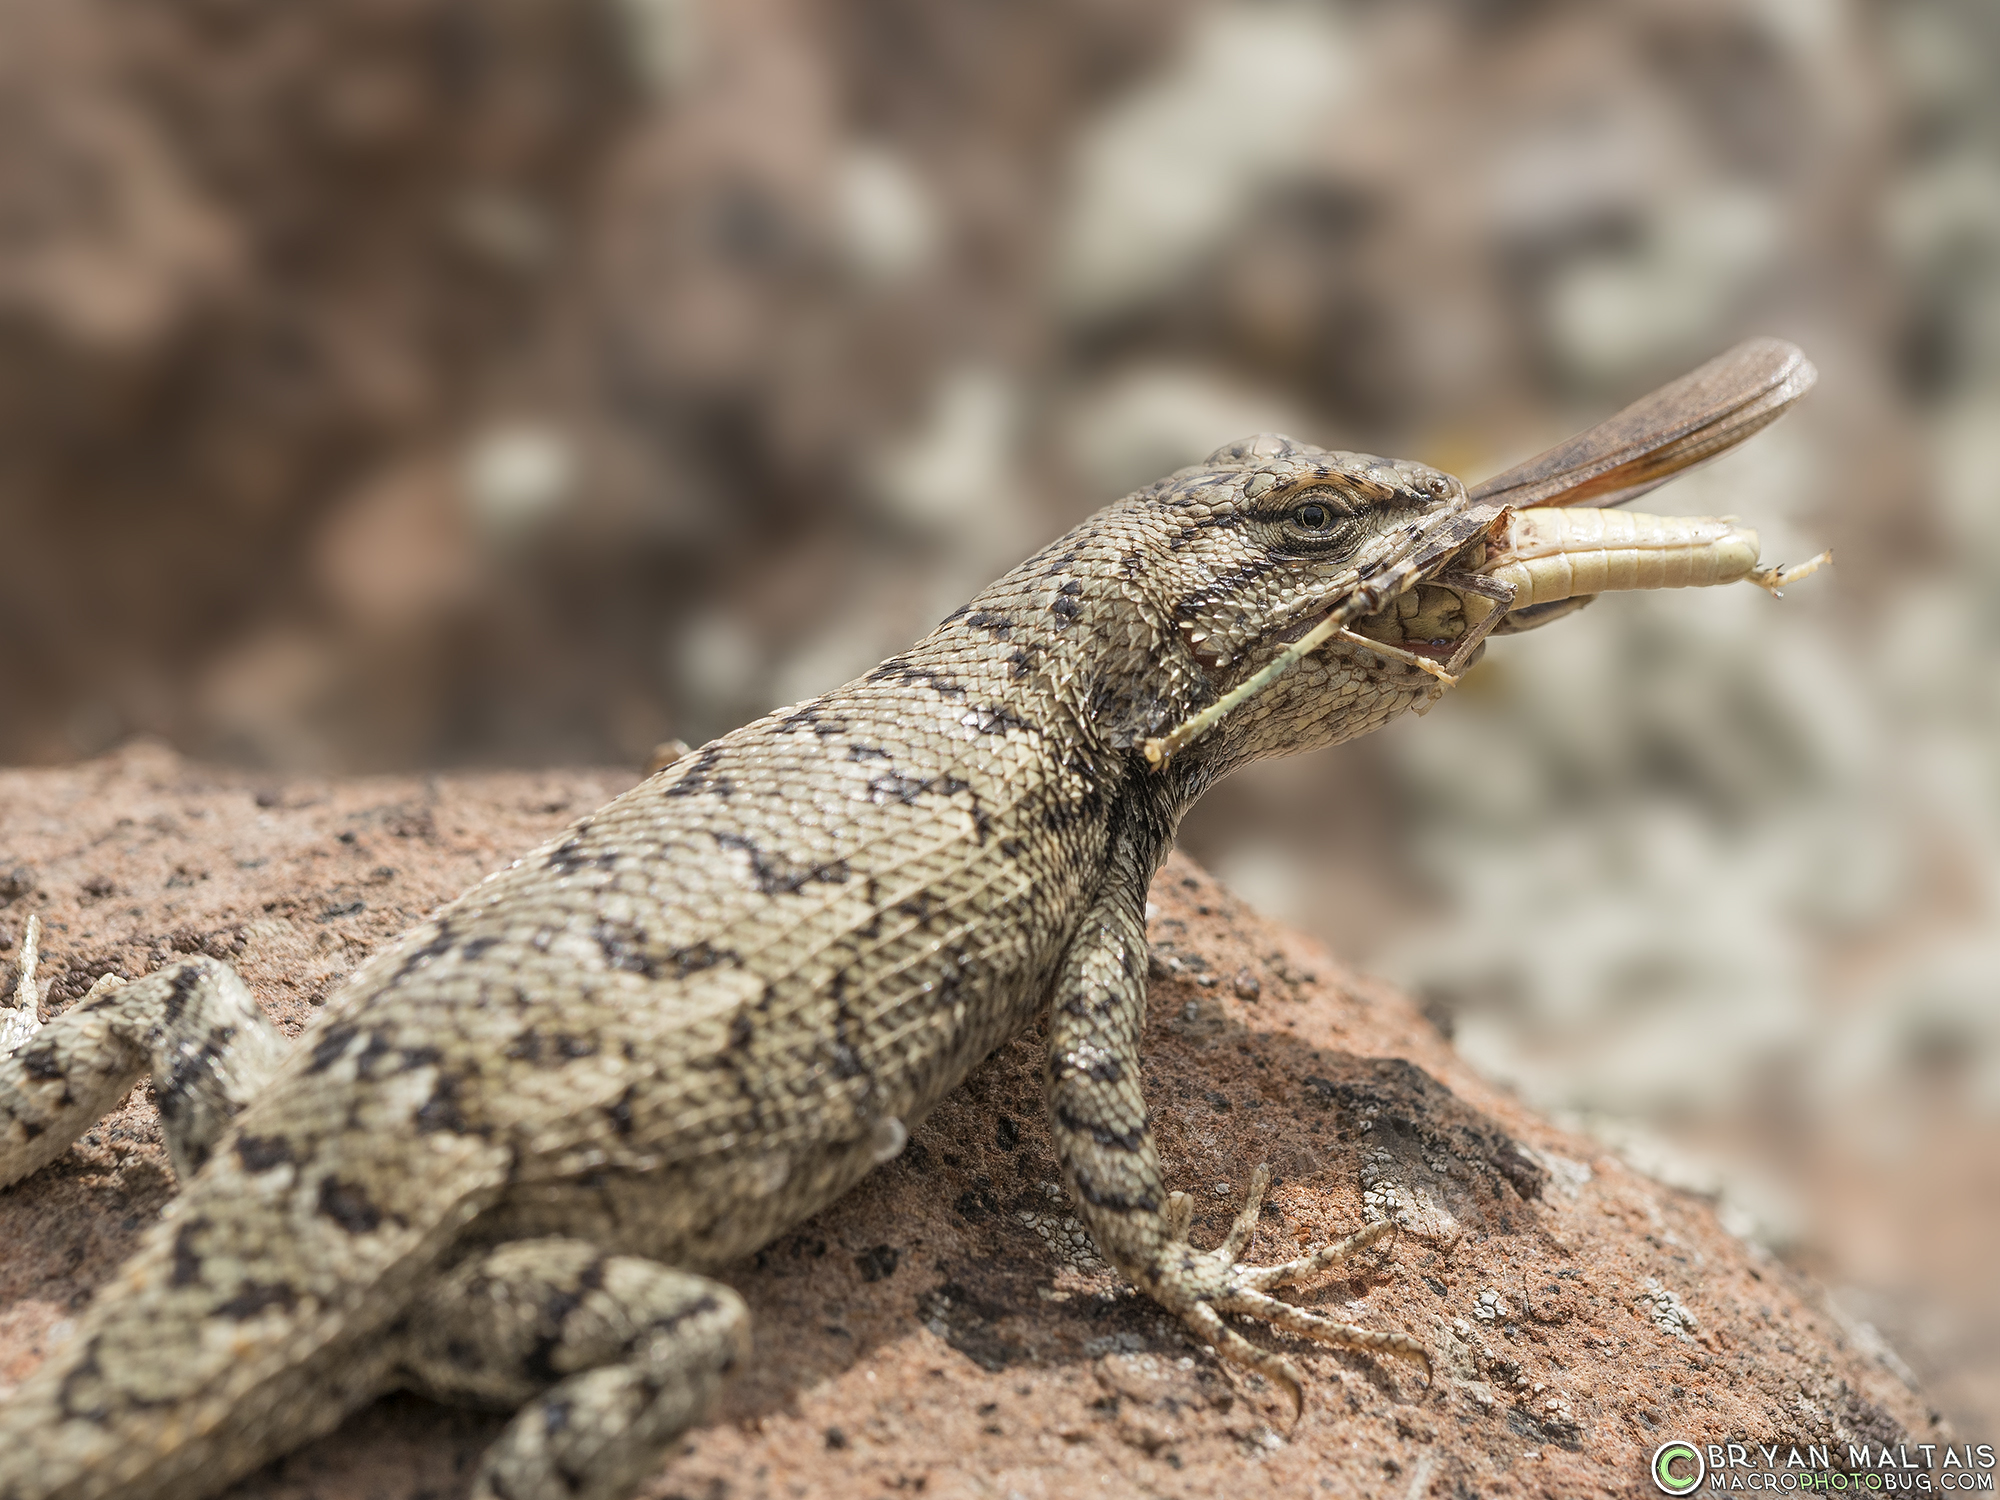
[921,529,1212,767]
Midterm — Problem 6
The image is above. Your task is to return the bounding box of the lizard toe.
[1153,1167,1428,1417]
[1237,1216,1399,1291]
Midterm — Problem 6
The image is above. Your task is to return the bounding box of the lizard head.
[1069,340,1824,780]
[1153,433,1476,673]
[1072,432,1501,779]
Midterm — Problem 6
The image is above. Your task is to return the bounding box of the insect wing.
[1466,337,1817,510]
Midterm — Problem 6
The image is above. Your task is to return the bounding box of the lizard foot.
[400,1237,751,1500]
[1,918,289,1186]
[1161,1164,1431,1420]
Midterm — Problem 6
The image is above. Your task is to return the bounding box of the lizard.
[0,338,1821,1500]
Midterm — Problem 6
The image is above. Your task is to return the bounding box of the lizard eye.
[1422,474,1452,498]
[1294,501,1332,531]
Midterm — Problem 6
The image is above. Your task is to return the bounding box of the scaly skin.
[0,435,1562,1499]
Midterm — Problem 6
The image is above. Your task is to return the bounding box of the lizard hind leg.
[1,930,290,1186]
[397,1237,750,1500]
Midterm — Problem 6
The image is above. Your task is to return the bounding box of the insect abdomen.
[1484,508,1762,609]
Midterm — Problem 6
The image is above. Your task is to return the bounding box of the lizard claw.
[1163,1189,1194,1244]
[1166,1163,1430,1422]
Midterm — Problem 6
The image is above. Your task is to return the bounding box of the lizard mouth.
[1335,507,1514,664]
[1346,576,1499,656]
[1389,635,1461,660]
[1275,602,1463,658]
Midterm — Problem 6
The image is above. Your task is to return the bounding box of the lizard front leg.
[0,919,290,1185]
[1042,833,1430,1414]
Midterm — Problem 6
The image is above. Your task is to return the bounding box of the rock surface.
[0,743,1940,1498]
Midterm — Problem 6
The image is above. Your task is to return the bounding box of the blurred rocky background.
[0,0,1994,1439]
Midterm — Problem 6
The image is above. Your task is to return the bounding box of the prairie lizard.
[0,342,1820,1500]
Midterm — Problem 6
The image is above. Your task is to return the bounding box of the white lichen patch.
[1020,1205,1104,1274]
[1523,1144,1594,1200]
[1635,1277,1699,1341]
[1359,1147,1461,1239]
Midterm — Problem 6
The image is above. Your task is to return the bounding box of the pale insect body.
[1482,507,1762,608]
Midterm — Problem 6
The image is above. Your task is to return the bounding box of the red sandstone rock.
[0,743,1939,1499]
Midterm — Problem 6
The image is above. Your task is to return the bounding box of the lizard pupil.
[1295,502,1331,530]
